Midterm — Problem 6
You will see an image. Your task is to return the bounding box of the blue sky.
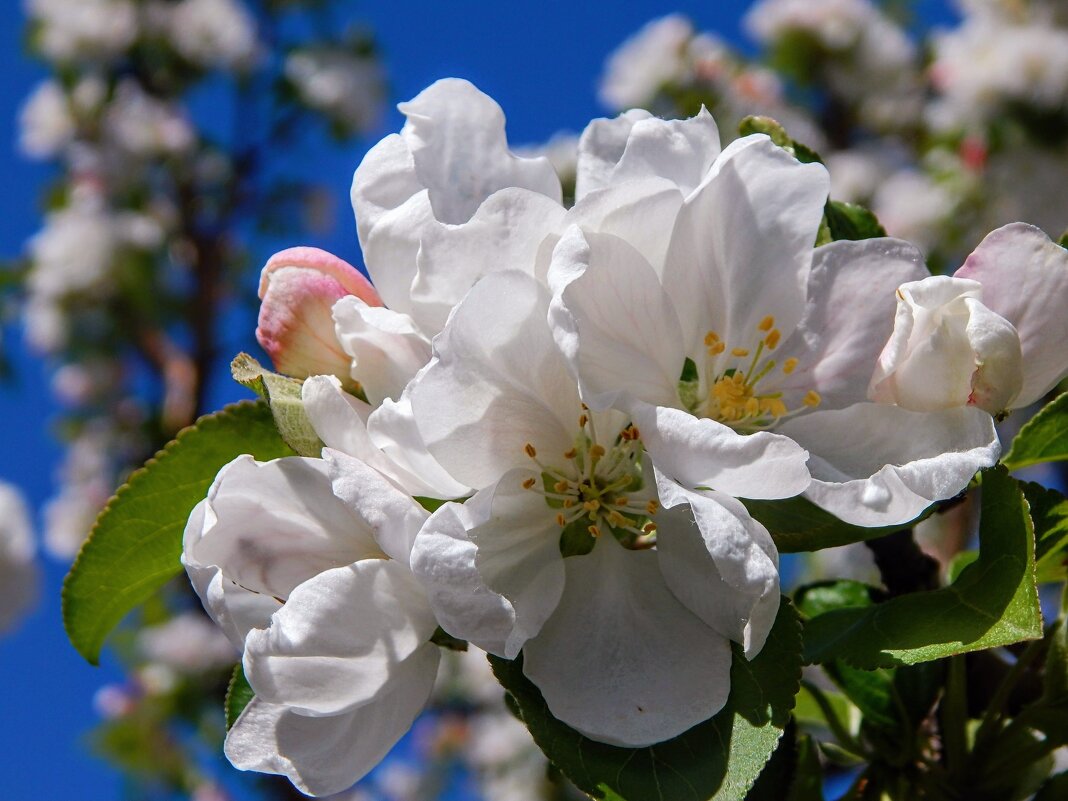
[0,2,959,798]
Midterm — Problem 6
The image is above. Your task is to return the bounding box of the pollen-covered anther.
[563,447,577,460]
[583,499,600,513]
[524,443,537,458]
[783,357,799,375]
[758,315,775,332]
[764,329,781,349]
[554,480,570,493]
[589,444,606,459]
[803,390,822,407]
[645,500,659,516]
[731,347,750,358]
[588,525,602,537]
[522,477,537,489]
[642,522,657,534]
[555,513,567,526]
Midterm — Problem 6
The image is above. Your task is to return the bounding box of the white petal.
[244,560,438,716]
[780,403,1000,527]
[609,110,722,198]
[662,135,829,354]
[183,456,382,602]
[547,226,685,410]
[962,298,1023,414]
[523,536,732,746]
[956,222,1068,407]
[654,482,780,657]
[411,271,579,489]
[780,238,929,409]
[322,449,428,564]
[332,296,432,406]
[630,401,810,499]
[575,109,653,200]
[226,645,438,797]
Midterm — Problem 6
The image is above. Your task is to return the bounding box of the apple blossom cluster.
[0,481,39,634]
[184,78,1068,796]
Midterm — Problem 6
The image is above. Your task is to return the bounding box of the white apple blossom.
[18,80,76,159]
[137,612,237,674]
[183,452,443,796]
[599,15,694,110]
[872,223,1068,415]
[872,170,956,256]
[546,113,998,528]
[409,270,780,746]
[26,0,138,63]
[104,80,196,157]
[167,0,258,70]
[0,481,39,633]
[285,48,384,132]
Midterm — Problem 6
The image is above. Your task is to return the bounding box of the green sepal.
[231,352,324,457]
[225,663,255,730]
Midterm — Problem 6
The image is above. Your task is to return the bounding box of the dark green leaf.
[1021,482,1068,582]
[743,496,925,553]
[63,402,294,664]
[803,467,1042,668]
[231,352,324,457]
[491,600,802,801]
[822,201,887,242]
[226,663,254,729]
[1004,393,1068,470]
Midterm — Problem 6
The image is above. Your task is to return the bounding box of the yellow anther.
[745,397,760,417]
[764,329,781,349]
[731,347,750,358]
[590,444,606,459]
[588,525,602,538]
[803,390,822,407]
[642,522,657,534]
[554,481,570,493]
[782,357,799,375]
[646,500,660,516]
[583,499,601,512]
[762,398,788,418]
[758,315,775,332]
[522,477,537,489]
[707,341,726,356]
[563,447,577,460]
[703,331,720,346]
[615,497,630,506]
[555,513,567,526]
[563,499,575,508]
[524,443,537,458]
[607,510,628,527]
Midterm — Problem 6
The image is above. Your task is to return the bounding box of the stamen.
[588,525,601,537]
[758,316,775,332]
[522,477,536,489]
[556,513,566,526]
[646,500,660,516]
[783,357,799,375]
[642,522,657,534]
[731,347,750,358]
[554,480,570,493]
[764,329,781,349]
[704,331,720,346]
[708,341,725,356]
[524,443,537,458]
[563,447,577,460]
[803,390,822,407]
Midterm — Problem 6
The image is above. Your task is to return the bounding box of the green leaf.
[822,201,887,242]
[738,115,824,165]
[63,401,295,664]
[226,663,254,729]
[231,352,324,457]
[1021,482,1068,583]
[743,496,925,553]
[1004,393,1068,470]
[490,599,802,801]
[802,467,1042,668]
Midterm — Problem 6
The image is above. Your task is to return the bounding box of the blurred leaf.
[1021,482,1068,583]
[226,664,254,730]
[803,467,1042,668]
[738,115,824,165]
[743,496,925,552]
[1004,393,1068,471]
[822,201,887,243]
[491,600,802,801]
[231,352,323,456]
[63,401,294,664]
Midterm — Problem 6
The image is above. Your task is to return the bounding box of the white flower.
[168,0,258,70]
[18,80,76,159]
[183,453,443,796]
[104,80,195,157]
[546,114,998,527]
[873,223,1068,414]
[285,48,384,132]
[409,271,779,747]
[598,15,694,111]
[137,613,237,673]
[0,481,38,633]
[872,170,956,256]
[27,198,119,298]
[26,0,138,63]
[42,427,115,558]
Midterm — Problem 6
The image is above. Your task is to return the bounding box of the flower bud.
[869,276,1023,414]
[256,246,381,385]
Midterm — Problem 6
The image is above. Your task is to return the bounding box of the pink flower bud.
[256,247,382,384]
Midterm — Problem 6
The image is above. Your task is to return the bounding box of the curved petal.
[226,645,438,797]
[547,226,684,411]
[322,449,428,564]
[779,238,929,409]
[630,401,810,499]
[654,481,780,657]
[523,536,732,747]
[780,403,1000,527]
[956,222,1068,407]
[183,456,383,602]
[332,296,432,406]
[410,270,579,489]
[662,135,829,354]
[243,560,438,716]
[575,109,653,200]
[610,110,721,198]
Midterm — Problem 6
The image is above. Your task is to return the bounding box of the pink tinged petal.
[411,188,567,335]
[779,403,1000,527]
[225,645,439,797]
[547,226,685,411]
[522,536,732,747]
[410,497,524,658]
[410,271,580,490]
[962,299,1023,414]
[662,135,829,355]
[575,109,653,201]
[609,110,722,198]
[630,401,810,499]
[654,480,780,657]
[331,296,431,406]
[258,247,381,306]
[301,376,467,499]
[321,450,428,564]
[183,456,383,603]
[778,238,929,410]
[244,560,438,716]
[956,222,1068,407]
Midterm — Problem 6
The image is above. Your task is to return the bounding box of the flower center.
[681,315,821,431]
[520,408,656,555]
